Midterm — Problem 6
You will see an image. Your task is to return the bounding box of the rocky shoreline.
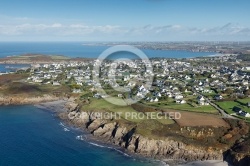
[0,95,60,105]
[50,100,231,166]
[1,97,249,166]
[62,111,223,161]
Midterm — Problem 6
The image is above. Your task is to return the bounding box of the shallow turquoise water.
[0,105,162,166]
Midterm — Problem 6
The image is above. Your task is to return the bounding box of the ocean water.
[0,42,217,73]
[0,64,30,73]
[0,105,162,166]
[0,42,216,59]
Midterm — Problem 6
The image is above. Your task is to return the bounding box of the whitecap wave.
[89,142,130,157]
[112,148,130,157]
[76,135,87,141]
[89,142,106,148]
[64,128,70,131]
[59,122,66,127]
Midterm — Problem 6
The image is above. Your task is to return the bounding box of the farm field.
[216,99,250,114]
[164,110,230,127]
[147,102,218,114]
[81,98,175,124]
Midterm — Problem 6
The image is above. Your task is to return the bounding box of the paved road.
[193,88,238,119]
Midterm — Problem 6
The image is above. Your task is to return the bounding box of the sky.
[0,0,249,41]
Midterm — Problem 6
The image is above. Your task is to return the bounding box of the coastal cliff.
[0,95,59,105]
[59,108,225,162]
[224,140,250,166]
[2,97,248,165]
[55,101,250,165]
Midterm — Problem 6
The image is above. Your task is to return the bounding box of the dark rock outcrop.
[0,95,59,105]
[66,110,224,161]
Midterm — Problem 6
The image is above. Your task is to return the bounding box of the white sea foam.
[59,122,66,127]
[111,148,130,157]
[76,135,87,141]
[64,128,70,131]
[76,136,168,165]
[89,142,106,148]
[89,142,130,157]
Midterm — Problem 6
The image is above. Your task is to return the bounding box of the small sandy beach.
[35,100,69,113]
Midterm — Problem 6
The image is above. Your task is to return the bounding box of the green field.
[81,98,175,124]
[147,102,218,114]
[216,99,250,115]
[8,54,70,61]
[50,55,70,60]
[237,98,250,104]
[216,101,238,114]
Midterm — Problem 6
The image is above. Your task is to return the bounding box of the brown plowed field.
[165,110,230,127]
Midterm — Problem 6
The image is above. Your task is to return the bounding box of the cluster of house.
[233,106,250,118]
[27,69,61,85]
[25,56,250,110]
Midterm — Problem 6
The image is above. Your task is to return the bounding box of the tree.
[244,89,250,96]
[224,88,233,95]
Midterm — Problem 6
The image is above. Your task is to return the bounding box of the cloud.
[0,23,123,36]
[0,21,249,41]
[0,14,249,41]
[51,23,62,28]
[186,23,250,37]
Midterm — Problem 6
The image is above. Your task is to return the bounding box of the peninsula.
[0,53,250,166]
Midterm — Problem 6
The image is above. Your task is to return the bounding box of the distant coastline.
[0,42,217,60]
[0,52,220,66]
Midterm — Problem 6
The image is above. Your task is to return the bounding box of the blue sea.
[0,64,30,73]
[0,105,163,166]
[0,43,213,165]
[0,42,217,73]
[0,42,216,59]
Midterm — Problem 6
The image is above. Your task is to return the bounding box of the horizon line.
[0,40,250,43]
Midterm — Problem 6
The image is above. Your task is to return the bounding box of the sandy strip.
[35,100,69,113]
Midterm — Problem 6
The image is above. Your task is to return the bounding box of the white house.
[239,110,250,117]
[156,93,162,97]
[118,94,123,98]
[214,95,223,100]
[185,75,191,80]
[72,89,82,93]
[175,95,184,100]
[176,100,186,104]
[154,98,159,102]
[197,96,209,105]
[76,82,83,86]
[52,81,61,86]
[168,93,173,98]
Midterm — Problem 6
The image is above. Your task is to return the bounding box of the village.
[20,54,250,120]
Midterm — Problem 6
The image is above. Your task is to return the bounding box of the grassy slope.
[81,98,175,124]
[6,54,70,61]
[216,99,250,114]
[147,102,218,114]
[0,73,28,85]
[0,73,71,96]
[216,99,250,121]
